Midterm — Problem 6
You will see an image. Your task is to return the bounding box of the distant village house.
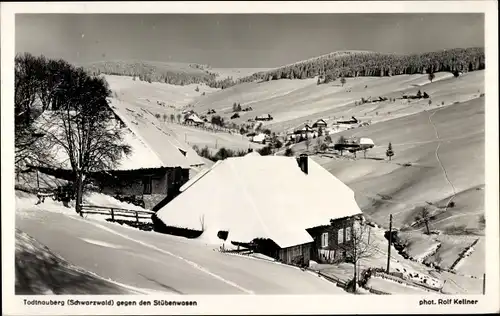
[255,114,274,121]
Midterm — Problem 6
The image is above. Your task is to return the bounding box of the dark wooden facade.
[277,243,312,266]
[307,216,356,264]
[34,165,190,210]
[242,215,357,267]
[249,238,312,267]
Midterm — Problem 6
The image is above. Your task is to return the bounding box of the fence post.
[136,211,139,224]
[111,208,115,221]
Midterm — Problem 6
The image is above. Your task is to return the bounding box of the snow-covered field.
[191,70,483,133]
[396,232,482,272]
[15,228,165,294]
[366,277,430,294]
[105,74,218,109]
[209,67,272,80]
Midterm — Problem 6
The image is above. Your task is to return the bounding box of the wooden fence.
[317,271,348,289]
[79,204,155,227]
[371,271,442,293]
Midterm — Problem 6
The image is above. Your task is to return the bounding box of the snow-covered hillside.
[191,70,483,133]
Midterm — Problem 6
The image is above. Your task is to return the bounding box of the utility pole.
[386,214,393,273]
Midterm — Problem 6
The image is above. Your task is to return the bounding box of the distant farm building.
[252,133,269,144]
[154,154,363,267]
[184,113,204,126]
[255,114,274,121]
[312,119,328,129]
[336,116,359,125]
[358,137,375,150]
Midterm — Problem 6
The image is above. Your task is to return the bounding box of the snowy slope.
[104,75,261,154]
[191,70,484,133]
[309,96,484,232]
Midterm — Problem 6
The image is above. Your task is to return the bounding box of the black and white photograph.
[2,1,499,315]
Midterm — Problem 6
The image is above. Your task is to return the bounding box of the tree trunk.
[75,172,84,216]
[353,261,357,292]
[425,221,430,235]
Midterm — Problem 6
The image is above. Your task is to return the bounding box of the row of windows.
[321,226,352,248]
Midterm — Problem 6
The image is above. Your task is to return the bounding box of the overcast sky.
[16,14,484,68]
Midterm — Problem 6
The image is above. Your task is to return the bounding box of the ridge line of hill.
[83,47,484,89]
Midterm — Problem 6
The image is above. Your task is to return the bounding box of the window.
[142,176,152,195]
[338,228,344,244]
[321,232,329,248]
[345,226,351,242]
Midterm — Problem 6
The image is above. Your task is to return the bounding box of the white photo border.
[1,1,498,315]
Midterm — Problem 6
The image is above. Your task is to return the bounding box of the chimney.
[296,154,309,175]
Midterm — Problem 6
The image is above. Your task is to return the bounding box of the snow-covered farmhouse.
[154,154,363,266]
[312,119,328,129]
[251,133,269,144]
[30,99,206,209]
[255,113,273,121]
[184,113,204,126]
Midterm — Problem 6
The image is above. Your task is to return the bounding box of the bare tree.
[428,72,435,83]
[415,207,431,235]
[316,137,323,151]
[304,136,311,152]
[339,221,376,292]
[14,53,57,174]
[34,61,131,214]
[334,135,347,156]
[170,114,175,122]
[386,142,395,161]
[340,76,347,87]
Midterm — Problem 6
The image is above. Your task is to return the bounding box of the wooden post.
[111,208,115,222]
[36,170,40,191]
[368,226,371,244]
[136,211,139,224]
[386,214,393,273]
[483,273,486,294]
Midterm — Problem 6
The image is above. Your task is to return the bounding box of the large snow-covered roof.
[109,98,205,168]
[156,155,363,249]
